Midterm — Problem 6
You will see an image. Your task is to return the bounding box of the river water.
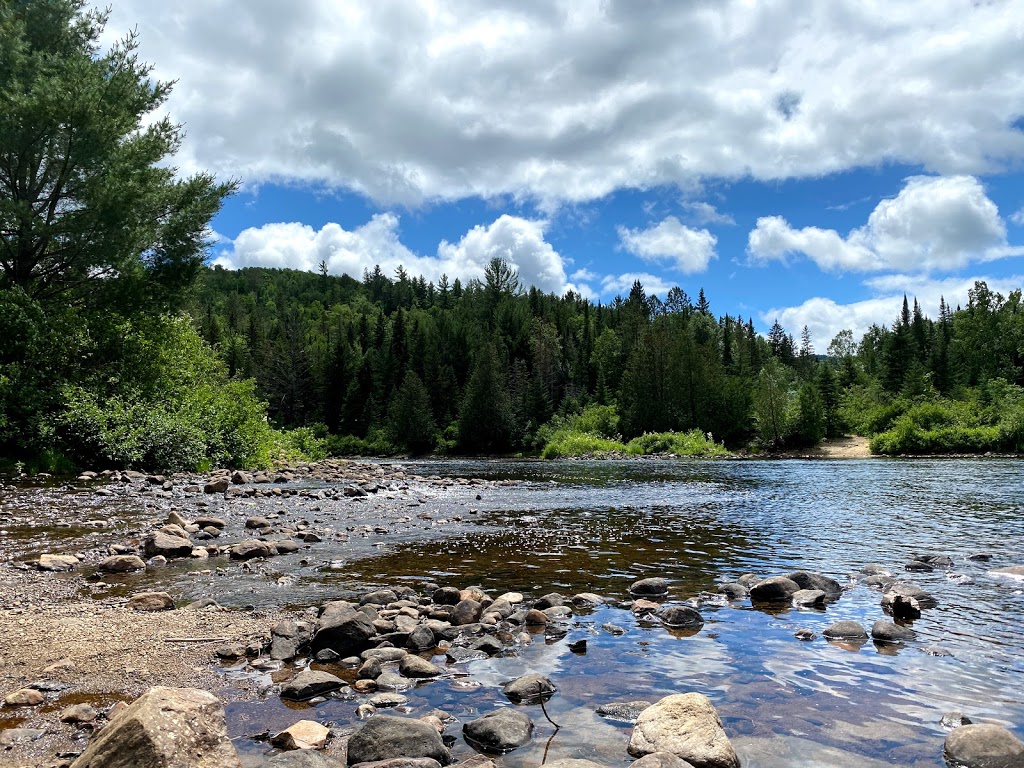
[4,458,1024,766]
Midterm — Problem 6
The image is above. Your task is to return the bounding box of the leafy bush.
[273,424,330,462]
[325,429,398,457]
[625,430,729,456]
[540,430,626,459]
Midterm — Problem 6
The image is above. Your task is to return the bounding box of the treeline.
[191,260,1024,457]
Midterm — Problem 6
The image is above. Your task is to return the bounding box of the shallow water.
[4,458,1024,766]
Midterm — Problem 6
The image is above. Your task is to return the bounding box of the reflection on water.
[4,458,1024,766]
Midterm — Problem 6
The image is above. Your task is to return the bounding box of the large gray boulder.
[822,621,868,640]
[656,606,703,630]
[463,708,533,752]
[346,715,450,766]
[943,724,1024,768]
[749,576,800,602]
[312,606,376,656]
[144,531,194,559]
[69,686,240,768]
[629,754,696,768]
[786,571,842,599]
[280,670,345,701]
[627,693,739,768]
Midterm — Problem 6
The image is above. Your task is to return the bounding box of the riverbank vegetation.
[3,3,1023,472]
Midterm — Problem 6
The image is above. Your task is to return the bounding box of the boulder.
[69,686,240,768]
[204,478,230,494]
[786,571,842,599]
[407,625,435,651]
[716,583,747,600]
[656,606,703,630]
[4,688,44,706]
[312,606,376,657]
[268,753,344,768]
[37,554,79,572]
[144,532,194,559]
[60,703,98,723]
[943,724,1024,768]
[791,589,826,607]
[629,754,697,768]
[822,621,867,640]
[271,719,330,750]
[346,715,451,765]
[881,583,937,610]
[871,620,915,643]
[463,708,533,752]
[399,655,443,678]
[281,670,345,701]
[230,539,274,560]
[627,693,739,768]
[450,599,483,626]
[631,577,669,596]
[270,620,311,661]
[99,555,146,573]
[749,576,800,602]
[502,673,556,703]
[127,591,175,611]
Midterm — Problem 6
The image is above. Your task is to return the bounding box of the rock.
[0,728,46,746]
[450,599,483,626]
[871,620,915,643]
[502,673,555,703]
[99,554,146,573]
[631,577,669,596]
[791,589,826,607]
[596,701,653,723]
[463,708,533,752]
[272,719,330,750]
[144,531,194,559]
[571,592,603,608]
[245,516,271,530]
[204,478,230,494]
[794,629,816,641]
[358,658,383,679]
[749,576,800,602]
[4,688,44,706]
[941,711,973,729]
[230,539,274,560]
[377,672,412,692]
[629,754,697,768]
[715,583,747,600]
[523,609,548,625]
[352,760,442,768]
[786,571,842,599]
[362,589,399,605]
[408,625,435,651]
[195,516,227,529]
[270,620,311,661]
[268,750,345,767]
[822,621,867,640]
[881,582,937,610]
[60,703,98,723]
[37,553,79,571]
[231,471,251,485]
[656,606,703,630]
[541,761,606,768]
[346,714,451,765]
[127,591,175,611]
[312,606,377,657]
[368,693,409,708]
[69,686,240,768]
[944,723,1024,768]
[627,693,739,768]
[362,647,409,663]
[281,670,345,701]
[400,655,443,678]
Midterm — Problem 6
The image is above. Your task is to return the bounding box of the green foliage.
[624,430,729,456]
[273,424,330,463]
[387,372,436,454]
[541,431,625,459]
[752,358,794,448]
[325,429,397,457]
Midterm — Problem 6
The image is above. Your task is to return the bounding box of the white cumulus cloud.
[215,213,586,297]
[600,272,675,300]
[748,175,1024,273]
[617,216,718,273]
[101,1,1024,207]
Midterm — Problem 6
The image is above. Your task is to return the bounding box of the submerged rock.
[346,715,451,766]
[281,670,345,701]
[822,621,868,640]
[463,709,533,753]
[627,693,739,768]
[870,620,915,643]
[943,723,1024,768]
[596,701,653,723]
[69,686,240,768]
[631,577,669,597]
[502,673,556,703]
[656,606,704,630]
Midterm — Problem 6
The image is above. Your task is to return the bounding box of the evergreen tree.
[387,372,436,454]
[457,344,515,453]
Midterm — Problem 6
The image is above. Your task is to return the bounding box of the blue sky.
[101,0,1024,349]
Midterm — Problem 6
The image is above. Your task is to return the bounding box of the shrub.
[625,430,729,457]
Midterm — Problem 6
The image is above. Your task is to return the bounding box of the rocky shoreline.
[1,462,1023,767]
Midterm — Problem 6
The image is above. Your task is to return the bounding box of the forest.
[3,0,1024,472]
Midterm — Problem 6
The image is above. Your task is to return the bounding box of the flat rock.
[99,555,146,573]
[37,554,79,572]
[127,591,175,611]
[629,754,697,768]
[281,670,345,701]
[822,621,867,640]
[502,673,556,703]
[400,655,443,678]
[230,539,274,560]
[627,693,739,768]
[596,701,653,723]
[268,753,344,768]
[0,728,46,746]
[60,703,98,723]
[144,531,194,559]
[463,708,533,753]
[786,571,842,599]
[4,688,44,706]
[656,606,703,629]
[346,715,451,765]
[69,686,240,768]
[272,719,330,750]
[944,723,1024,768]
[791,589,826,607]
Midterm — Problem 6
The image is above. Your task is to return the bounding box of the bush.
[540,429,626,459]
[625,430,729,457]
[325,429,398,457]
[273,424,330,462]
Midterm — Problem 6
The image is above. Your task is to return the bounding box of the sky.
[99,0,1024,350]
